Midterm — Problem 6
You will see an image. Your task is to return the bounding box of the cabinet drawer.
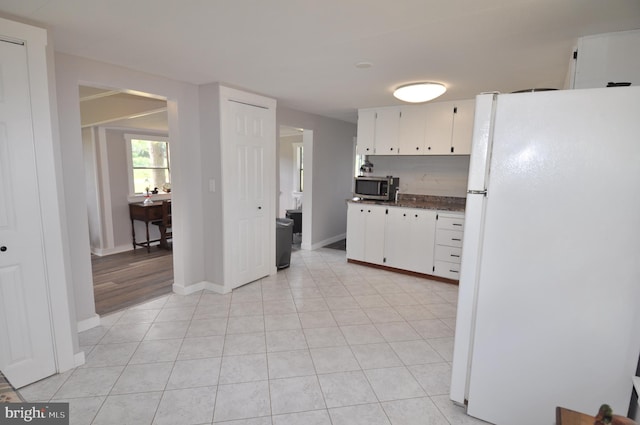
[436,215,465,231]
[435,245,462,264]
[433,260,461,280]
[435,229,464,247]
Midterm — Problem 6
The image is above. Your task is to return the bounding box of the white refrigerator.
[450,87,640,425]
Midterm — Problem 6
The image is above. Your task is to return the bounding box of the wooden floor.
[91,247,174,315]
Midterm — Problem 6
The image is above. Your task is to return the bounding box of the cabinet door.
[346,203,366,261]
[398,106,427,155]
[424,101,454,155]
[356,109,376,155]
[433,260,462,280]
[573,30,640,89]
[384,207,412,269]
[375,108,400,155]
[385,208,436,274]
[363,205,386,263]
[408,209,437,274]
[451,99,476,155]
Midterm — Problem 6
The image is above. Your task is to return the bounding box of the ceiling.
[78,86,168,130]
[2,0,639,123]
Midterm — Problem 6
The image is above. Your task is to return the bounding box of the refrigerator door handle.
[468,190,487,196]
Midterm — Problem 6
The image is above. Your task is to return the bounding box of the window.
[293,143,303,192]
[125,134,170,195]
[354,154,365,177]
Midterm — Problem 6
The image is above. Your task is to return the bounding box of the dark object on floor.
[285,209,302,235]
[276,218,294,269]
[325,239,346,251]
[0,371,24,403]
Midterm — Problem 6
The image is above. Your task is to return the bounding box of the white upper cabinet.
[451,99,476,155]
[572,29,640,89]
[356,99,475,156]
[356,109,376,155]
[424,102,455,154]
[398,106,427,155]
[375,107,401,154]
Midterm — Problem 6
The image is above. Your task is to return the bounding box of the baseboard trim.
[346,258,459,285]
[203,281,228,294]
[309,233,346,251]
[91,244,137,257]
[73,351,86,368]
[173,281,206,295]
[172,281,230,295]
[77,314,101,332]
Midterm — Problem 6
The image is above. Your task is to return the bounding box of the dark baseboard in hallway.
[324,239,346,250]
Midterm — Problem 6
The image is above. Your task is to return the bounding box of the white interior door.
[0,39,56,388]
[227,99,272,288]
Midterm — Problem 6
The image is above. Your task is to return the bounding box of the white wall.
[366,155,470,198]
[277,107,356,249]
[198,83,224,287]
[54,53,204,322]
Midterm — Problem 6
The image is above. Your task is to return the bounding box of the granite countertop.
[348,194,466,212]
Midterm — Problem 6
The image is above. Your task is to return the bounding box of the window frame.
[125,134,171,198]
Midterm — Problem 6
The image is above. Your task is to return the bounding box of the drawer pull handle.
[453,223,462,226]
[450,254,460,258]
[452,238,462,241]
[449,269,459,273]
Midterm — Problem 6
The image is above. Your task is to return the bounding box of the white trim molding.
[77,314,101,332]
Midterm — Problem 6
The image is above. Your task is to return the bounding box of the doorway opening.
[278,125,312,251]
[78,85,175,314]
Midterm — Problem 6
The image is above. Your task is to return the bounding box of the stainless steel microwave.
[354,176,399,201]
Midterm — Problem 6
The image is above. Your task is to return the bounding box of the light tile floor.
[20,248,490,425]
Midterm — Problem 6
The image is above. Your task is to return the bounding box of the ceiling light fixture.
[355,61,373,69]
[393,82,447,103]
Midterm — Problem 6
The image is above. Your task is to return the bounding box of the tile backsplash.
[364,155,470,198]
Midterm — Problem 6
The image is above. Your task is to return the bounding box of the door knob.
[0,246,6,252]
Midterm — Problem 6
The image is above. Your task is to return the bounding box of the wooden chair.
[152,200,172,249]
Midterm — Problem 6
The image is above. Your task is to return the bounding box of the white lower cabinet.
[385,207,436,274]
[432,212,465,279]
[346,203,386,264]
[347,203,464,280]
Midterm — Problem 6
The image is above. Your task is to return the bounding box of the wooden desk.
[556,406,595,425]
[129,202,163,252]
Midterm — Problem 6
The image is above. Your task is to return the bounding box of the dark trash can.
[276,218,294,269]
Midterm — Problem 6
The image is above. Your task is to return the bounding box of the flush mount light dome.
[393,82,447,103]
